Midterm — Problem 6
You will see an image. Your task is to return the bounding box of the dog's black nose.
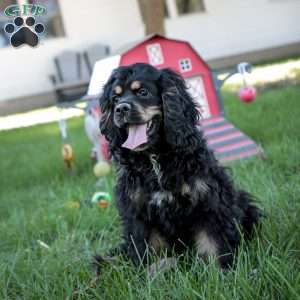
[115,103,131,115]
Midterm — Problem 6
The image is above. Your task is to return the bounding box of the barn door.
[185,76,211,119]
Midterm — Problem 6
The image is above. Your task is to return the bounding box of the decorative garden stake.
[58,117,75,171]
[237,62,257,103]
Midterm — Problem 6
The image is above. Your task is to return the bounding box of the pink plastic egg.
[239,86,257,103]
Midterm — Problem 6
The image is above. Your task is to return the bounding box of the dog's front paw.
[148,257,177,279]
[92,255,118,276]
[92,255,106,276]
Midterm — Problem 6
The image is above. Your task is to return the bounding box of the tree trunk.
[138,0,165,35]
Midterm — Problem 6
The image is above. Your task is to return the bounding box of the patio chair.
[50,50,90,104]
[81,44,111,161]
[83,43,110,75]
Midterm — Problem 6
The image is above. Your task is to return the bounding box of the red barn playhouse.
[107,35,263,162]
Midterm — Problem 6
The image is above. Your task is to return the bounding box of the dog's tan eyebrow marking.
[114,85,123,95]
[130,80,141,90]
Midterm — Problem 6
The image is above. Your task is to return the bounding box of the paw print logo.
[4,16,45,48]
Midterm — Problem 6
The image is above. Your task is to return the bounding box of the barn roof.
[113,34,211,70]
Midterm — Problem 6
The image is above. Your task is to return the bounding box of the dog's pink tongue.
[122,124,148,150]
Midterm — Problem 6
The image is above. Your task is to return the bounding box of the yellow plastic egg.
[62,144,74,162]
[93,161,111,177]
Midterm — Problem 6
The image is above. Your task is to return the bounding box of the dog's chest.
[126,156,171,208]
[125,154,209,216]
[149,154,163,184]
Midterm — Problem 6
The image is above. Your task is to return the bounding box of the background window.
[29,0,65,38]
[175,0,205,15]
[164,0,205,18]
[179,58,192,72]
[146,43,164,65]
[0,0,16,48]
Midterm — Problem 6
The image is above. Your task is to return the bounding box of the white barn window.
[146,43,164,66]
[179,58,192,72]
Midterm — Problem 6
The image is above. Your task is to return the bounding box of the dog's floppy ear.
[99,78,114,141]
[99,72,126,148]
[159,68,201,151]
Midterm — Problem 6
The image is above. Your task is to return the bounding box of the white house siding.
[0,0,143,103]
[0,0,300,109]
[165,0,300,61]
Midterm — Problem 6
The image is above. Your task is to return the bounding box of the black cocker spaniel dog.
[97,63,260,271]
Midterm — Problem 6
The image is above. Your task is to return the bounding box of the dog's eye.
[112,95,120,103]
[137,88,148,97]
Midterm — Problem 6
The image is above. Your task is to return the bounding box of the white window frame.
[165,0,178,18]
[146,43,164,66]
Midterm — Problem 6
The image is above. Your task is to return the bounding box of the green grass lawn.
[1,85,300,299]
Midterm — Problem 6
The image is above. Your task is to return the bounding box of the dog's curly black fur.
[97,63,260,270]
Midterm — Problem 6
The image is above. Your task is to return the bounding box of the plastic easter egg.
[65,201,80,209]
[93,161,111,177]
[91,192,112,209]
[239,86,257,103]
[62,144,74,161]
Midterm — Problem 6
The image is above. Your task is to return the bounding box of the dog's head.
[100,63,200,153]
